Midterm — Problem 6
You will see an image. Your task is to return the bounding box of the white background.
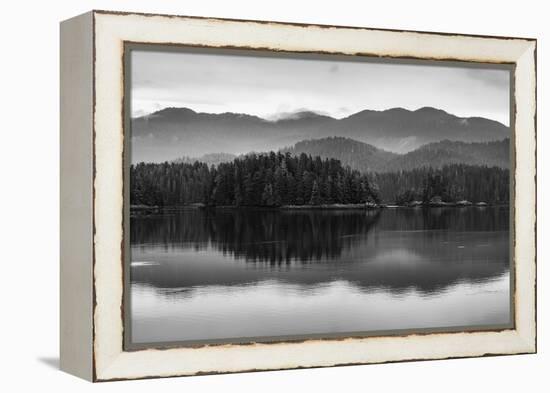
[0,0,546,391]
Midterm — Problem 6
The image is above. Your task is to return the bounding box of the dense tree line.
[131,152,510,207]
[130,152,379,207]
[369,164,510,204]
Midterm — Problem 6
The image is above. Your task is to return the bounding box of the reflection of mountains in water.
[130,207,510,294]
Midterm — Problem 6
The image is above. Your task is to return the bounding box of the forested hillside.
[283,137,510,173]
[282,137,398,173]
[370,164,509,204]
[131,152,379,207]
[384,139,509,171]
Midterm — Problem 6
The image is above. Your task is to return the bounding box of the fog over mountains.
[283,137,510,173]
[130,106,510,164]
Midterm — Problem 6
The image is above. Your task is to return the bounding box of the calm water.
[129,207,511,345]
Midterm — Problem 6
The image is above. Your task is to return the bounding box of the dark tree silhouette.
[131,152,379,207]
[131,153,508,207]
[369,164,509,204]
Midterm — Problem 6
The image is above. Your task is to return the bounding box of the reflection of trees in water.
[131,207,509,265]
[131,207,510,294]
[376,206,509,232]
[131,209,381,264]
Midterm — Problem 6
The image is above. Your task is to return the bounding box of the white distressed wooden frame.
[60,10,536,382]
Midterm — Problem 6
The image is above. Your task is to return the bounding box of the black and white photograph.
[2,0,544,388]
[127,46,513,346]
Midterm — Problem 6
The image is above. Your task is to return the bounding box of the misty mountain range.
[172,137,509,174]
[131,106,509,163]
[283,137,509,173]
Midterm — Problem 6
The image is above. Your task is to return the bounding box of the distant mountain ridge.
[384,138,510,171]
[130,106,509,163]
[282,137,509,173]
[174,152,237,167]
[281,137,399,173]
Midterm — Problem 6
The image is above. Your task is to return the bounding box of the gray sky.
[131,49,511,125]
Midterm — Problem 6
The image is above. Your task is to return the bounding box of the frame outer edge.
[60,11,95,382]
[91,11,538,381]
[511,41,537,353]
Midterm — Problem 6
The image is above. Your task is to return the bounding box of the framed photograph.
[60,10,537,381]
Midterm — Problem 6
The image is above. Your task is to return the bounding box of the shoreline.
[130,202,509,212]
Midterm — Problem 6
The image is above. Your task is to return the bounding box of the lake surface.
[129,206,511,345]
